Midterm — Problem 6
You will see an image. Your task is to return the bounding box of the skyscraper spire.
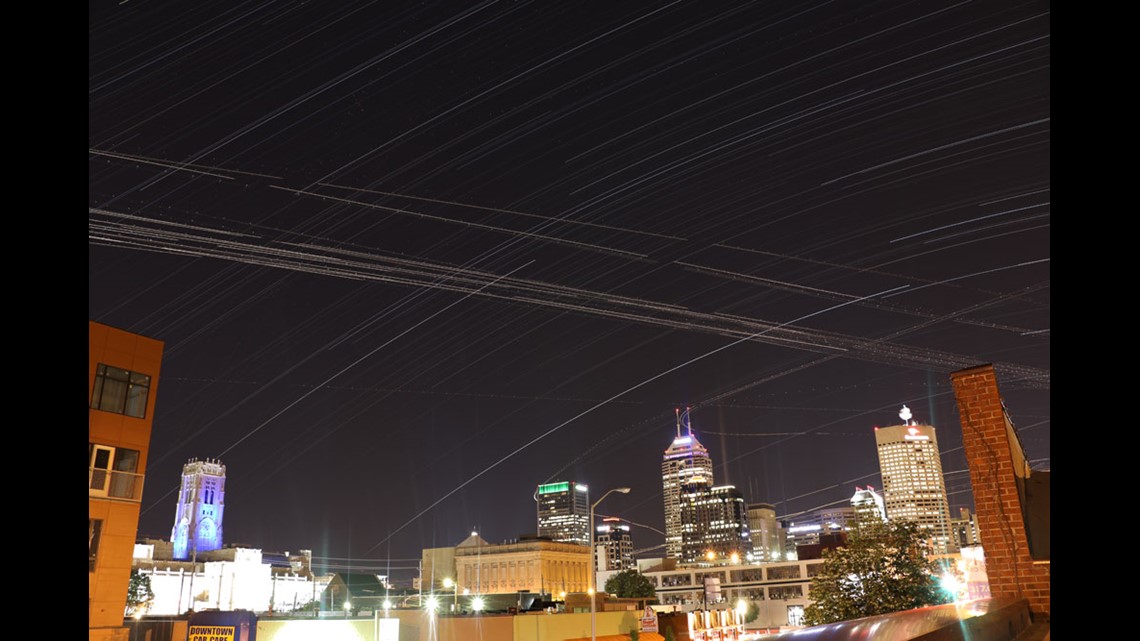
[662,408,714,559]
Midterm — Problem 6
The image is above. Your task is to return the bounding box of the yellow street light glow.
[443,578,454,589]
[426,596,439,612]
[472,596,485,612]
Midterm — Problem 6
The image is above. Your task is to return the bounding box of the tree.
[125,569,155,617]
[803,519,952,626]
[604,569,658,600]
[743,600,760,623]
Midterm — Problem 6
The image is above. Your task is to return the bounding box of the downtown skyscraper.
[874,405,957,554]
[535,480,590,545]
[662,408,715,559]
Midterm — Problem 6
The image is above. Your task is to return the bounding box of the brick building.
[950,364,1049,620]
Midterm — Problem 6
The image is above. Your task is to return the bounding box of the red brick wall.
[950,365,1049,620]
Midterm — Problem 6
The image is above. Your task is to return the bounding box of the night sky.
[89,1,1049,582]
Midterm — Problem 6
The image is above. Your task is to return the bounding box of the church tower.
[171,458,226,560]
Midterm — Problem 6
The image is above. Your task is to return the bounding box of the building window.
[90,519,103,571]
[91,363,152,418]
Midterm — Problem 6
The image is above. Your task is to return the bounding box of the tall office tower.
[747,503,786,562]
[850,485,887,526]
[90,321,164,639]
[679,476,752,564]
[662,408,715,559]
[171,458,227,560]
[874,405,957,554]
[536,481,590,545]
[595,517,635,571]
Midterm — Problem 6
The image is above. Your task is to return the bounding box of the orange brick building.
[950,364,1049,621]
[89,321,164,641]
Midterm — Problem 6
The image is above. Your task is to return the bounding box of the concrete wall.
[950,365,1050,620]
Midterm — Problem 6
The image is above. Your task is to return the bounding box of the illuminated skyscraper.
[536,480,590,545]
[171,458,227,560]
[662,408,715,559]
[874,405,956,554]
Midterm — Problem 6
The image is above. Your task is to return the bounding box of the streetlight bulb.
[426,596,439,612]
[383,600,391,611]
[443,578,454,589]
[587,588,595,596]
[472,596,485,612]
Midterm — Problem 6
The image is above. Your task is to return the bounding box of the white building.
[662,408,715,559]
[850,486,886,524]
[874,406,957,554]
[132,542,329,615]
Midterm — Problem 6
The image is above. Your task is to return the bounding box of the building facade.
[783,505,856,553]
[645,558,823,628]
[679,478,752,564]
[453,535,591,596]
[536,480,590,545]
[662,408,715,559]
[874,406,957,554]
[90,321,164,641]
[133,542,326,615]
[850,486,886,525]
[595,517,634,571]
[951,507,980,548]
[746,503,785,563]
[171,458,227,560]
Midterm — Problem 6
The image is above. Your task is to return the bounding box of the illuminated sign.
[904,435,930,441]
[538,482,570,495]
[188,626,235,641]
[575,484,588,493]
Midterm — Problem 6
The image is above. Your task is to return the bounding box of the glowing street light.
[472,596,485,613]
[443,578,458,612]
[736,599,748,617]
[591,487,631,641]
[343,599,351,619]
[425,595,439,613]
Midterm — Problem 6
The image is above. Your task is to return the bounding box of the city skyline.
[90,1,1049,581]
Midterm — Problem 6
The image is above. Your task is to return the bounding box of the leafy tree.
[743,600,760,623]
[125,569,155,616]
[604,569,658,600]
[803,519,952,626]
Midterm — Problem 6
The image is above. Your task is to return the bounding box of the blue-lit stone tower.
[171,458,226,560]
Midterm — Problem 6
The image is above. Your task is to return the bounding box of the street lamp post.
[590,487,631,641]
[443,578,458,612]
